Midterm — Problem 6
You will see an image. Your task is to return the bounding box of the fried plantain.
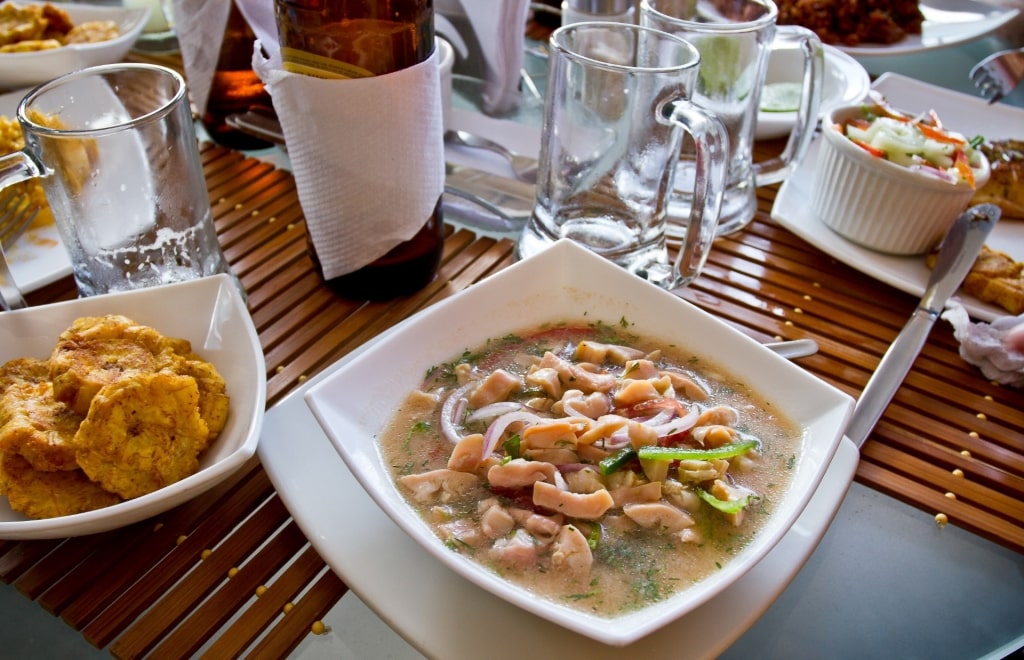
[0,357,49,395]
[0,381,82,472]
[1,452,121,518]
[74,372,209,500]
[163,352,230,449]
[49,315,181,416]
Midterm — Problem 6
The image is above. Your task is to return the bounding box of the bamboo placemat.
[2,143,1022,658]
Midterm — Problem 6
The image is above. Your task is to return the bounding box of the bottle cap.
[567,0,634,14]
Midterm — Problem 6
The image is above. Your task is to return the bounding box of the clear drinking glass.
[640,0,823,238]
[0,63,236,305]
[517,22,728,290]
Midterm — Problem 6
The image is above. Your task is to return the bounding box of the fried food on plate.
[74,372,209,500]
[972,139,1024,220]
[49,315,183,416]
[166,354,230,448]
[928,245,1024,315]
[0,357,49,392]
[0,452,121,519]
[962,246,1024,316]
[0,381,82,472]
[0,314,231,519]
[0,2,119,52]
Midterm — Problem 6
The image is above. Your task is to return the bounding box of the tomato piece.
[917,122,965,145]
[851,138,886,158]
[953,150,975,188]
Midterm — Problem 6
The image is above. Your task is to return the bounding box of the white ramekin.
[811,105,990,255]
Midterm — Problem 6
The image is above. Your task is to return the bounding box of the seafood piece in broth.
[379,321,803,617]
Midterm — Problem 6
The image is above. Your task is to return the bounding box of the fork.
[444,129,538,184]
[0,188,40,252]
[0,189,38,311]
[969,47,1024,104]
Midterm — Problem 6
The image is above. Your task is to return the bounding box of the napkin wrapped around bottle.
[942,301,1024,387]
[250,38,445,279]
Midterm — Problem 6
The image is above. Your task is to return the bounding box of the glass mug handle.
[753,26,824,186]
[666,101,729,288]
[0,150,47,311]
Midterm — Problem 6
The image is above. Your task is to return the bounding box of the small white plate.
[0,3,149,90]
[771,73,1023,322]
[834,0,1020,57]
[756,43,870,141]
[303,239,853,646]
[0,88,73,293]
[0,274,266,540]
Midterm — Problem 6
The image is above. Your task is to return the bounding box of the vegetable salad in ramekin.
[811,94,990,255]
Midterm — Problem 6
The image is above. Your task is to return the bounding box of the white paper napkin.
[942,301,1024,387]
[252,39,445,279]
[170,0,232,116]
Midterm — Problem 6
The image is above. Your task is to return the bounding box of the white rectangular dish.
[772,72,1023,322]
[303,239,854,646]
[0,274,266,539]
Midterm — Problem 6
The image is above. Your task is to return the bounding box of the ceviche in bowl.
[304,240,854,646]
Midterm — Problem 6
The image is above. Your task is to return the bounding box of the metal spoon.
[444,130,538,184]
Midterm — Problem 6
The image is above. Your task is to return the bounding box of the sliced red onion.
[466,401,523,423]
[439,382,475,445]
[481,410,546,459]
[640,408,675,428]
[650,405,700,438]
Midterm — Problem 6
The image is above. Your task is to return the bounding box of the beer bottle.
[203,1,276,151]
[274,0,444,300]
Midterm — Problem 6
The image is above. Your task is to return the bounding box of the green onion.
[587,526,601,550]
[502,434,521,459]
[695,487,754,514]
[598,446,637,475]
[637,438,758,462]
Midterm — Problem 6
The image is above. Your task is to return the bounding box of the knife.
[844,203,1001,448]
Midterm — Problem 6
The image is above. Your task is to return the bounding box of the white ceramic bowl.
[0,274,266,540]
[812,104,991,255]
[304,239,854,646]
[755,42,870,140]
[0,3,149,90]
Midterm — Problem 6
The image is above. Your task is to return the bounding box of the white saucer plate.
[771,73,1023,322]
[0,88,73,293]
[756,43,871,141]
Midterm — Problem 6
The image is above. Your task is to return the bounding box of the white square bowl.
[0,273,266,539]
[304,240,854,646]
[0,3,149,90]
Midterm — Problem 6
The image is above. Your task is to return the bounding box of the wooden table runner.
[2,142,1022,658]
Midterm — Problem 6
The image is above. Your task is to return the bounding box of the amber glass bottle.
[203,1,275,151]
[274,0,444,300]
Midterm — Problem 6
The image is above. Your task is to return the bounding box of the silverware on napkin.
[844,203,1001,448]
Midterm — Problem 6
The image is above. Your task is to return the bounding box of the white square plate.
[304,239,854,646]
[0,3,149,90]
[0,274,266,539]
[771,73,1024,322]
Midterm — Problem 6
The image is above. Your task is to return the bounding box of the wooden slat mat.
[3,143,1022,658]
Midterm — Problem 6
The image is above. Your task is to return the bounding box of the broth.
[379,321,801,617]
